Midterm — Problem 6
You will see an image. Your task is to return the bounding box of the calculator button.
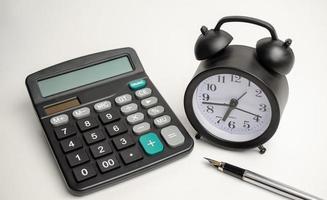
[139,132,164,156]
[50,114,69,127]
[72,107,90,119]
[126,112,144,125]
[115,94,132,106]
[141,96,158,108]
[154,115,171,128]
[54,124,76,139]
[112,133,135,150]
[83,129,105,144]
[132,122,150,135]
[120,146,143,164]
[99,109,120,124]
[161,125,185,148]
[135,88,152,99]
[128,79,147,91]
[105,121,128,137]
[147,105,165,118]
[77,117,99,132]
[73,164,97,182]
[90,141,112,158]
[120,103,138,115]
[60,136,83,153]
[94,100,111,112]
[66,149,89,167]
[97,155,120,173]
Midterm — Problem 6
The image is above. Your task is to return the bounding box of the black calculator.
[26,48,194,195]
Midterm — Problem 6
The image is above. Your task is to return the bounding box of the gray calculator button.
[50,114,69,127]
[161,125,185,147]
[120,103,138,115]
[141,96,158,108]
[115,94,132,106]
[72,107,90,119]
[94,100,111,112]
[133,122,150,135]
[154,115,171,128]
[126,112,144,125]
[147,105,164,117]
[135,88,152,99]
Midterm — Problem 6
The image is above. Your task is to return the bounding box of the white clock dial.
[192,73,272,142]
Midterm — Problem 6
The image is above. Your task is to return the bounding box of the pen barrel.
[242,170,323,200]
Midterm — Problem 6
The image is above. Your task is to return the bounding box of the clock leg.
[195,133,202,139]
[258,145,266,154]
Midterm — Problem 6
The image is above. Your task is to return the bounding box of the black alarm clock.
[184,16,294,153]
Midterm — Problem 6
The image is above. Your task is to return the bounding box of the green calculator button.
[139,132,164,155]
[129,79,147,90]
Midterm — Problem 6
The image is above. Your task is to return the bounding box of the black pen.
[204,158,323,200]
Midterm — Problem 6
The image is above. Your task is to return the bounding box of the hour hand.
[222,98,238,121]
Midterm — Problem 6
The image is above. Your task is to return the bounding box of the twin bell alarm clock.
[184,16,295,153]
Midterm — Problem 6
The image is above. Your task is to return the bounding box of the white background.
[1,0,327,199]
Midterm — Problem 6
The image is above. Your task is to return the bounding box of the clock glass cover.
[192,73,272,142]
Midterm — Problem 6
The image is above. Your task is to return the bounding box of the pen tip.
[203,157,223,167]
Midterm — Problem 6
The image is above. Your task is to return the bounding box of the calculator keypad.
[54,124,76,139]
[72,107,91,119]
[50,114,69,126]
[83,129,105,144]
[99,109,120,124]
[94,100,111,112]
[45,78,190,191]
[105,121,128,136]
[66,149,90,167]
[77,117,99,132]
[97,155,120,173]
[90,141,112,158]
[126,112,144,125]
[60,136,83,152]
[112,133,135,150]
[73,163,97,182]
[141,96,158,108]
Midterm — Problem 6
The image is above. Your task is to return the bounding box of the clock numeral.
[255,89,263,97]
[228,121,236,129]
[216,116,222,124]
[217,75,225,83]
[243,121,250,129]
[202,93,210,101]
[259,104,267,112]
[253,115,261,122]
[231,75,241,83]
[206,83,217,91]
[206,105,214,113]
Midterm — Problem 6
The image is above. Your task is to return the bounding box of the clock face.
[192,73,272,142]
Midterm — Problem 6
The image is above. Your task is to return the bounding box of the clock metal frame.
[184,45,289,149]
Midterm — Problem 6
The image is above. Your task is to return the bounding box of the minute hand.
[202,101,229,106]
[234,107,261,118]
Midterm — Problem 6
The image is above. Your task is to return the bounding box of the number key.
[90,141,112,158]
[99,110,120,124]
[77,117,99,132]
[73,164,97,182]
[66,149,89,167]
[112,133,135,150]
[105,121,127,137]
[96,155,120,173]
[60,136,82,153]
[54,124,76,139]
[83,129,105,144]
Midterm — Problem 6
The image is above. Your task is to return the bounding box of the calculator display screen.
[38,56,133,97]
